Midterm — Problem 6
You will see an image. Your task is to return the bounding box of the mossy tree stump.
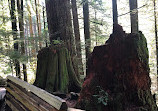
[34,45,81,94]
[78,25,157,111]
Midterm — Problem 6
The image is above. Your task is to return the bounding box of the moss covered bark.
[34,45,81,94]
[78,25,157,111]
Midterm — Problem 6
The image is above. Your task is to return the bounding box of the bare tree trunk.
[112,0,118,32]
[17,0,27,81]
[153,0,158,90]
[24,18,29,57]
[10,0,21,78]
[46,0,74,48]
[129,0,138,33]
[27,5,36,57]
[94,9,98,46]
[43,6,48,47]
[35,0,42,49]
[71,0,84,75]
[46,0,77,61]
[83,0,91,74]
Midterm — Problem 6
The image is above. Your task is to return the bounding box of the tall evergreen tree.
[153,0,158,85]
[112,0,118,31]
[35,0,42,49]
[71,0,84,75]
[43,6,48,47]
[27,4,36,57]
[83,0,90,74]
[10,0,21,78]
[17,0,27,81]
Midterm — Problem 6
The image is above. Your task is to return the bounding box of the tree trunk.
[17,0,27,82]
[46,0,80,76]
[43,6,48,47]
[153,0,158,82]
[46,0,72,45]
[34,0,81,93]
[129,0,138,33]
[71,0,84,75]
[112,0,118,32]
[10,0,21,78]
[27,4,36,57]
[83,0,91,74]
[94,8,98,46]
[78,25,157,111]
[35,0,42,49]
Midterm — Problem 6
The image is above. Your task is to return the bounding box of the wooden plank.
[6,100,19,111]
[6,93,28,111]
[6,87,39,111]
[7,76,67,110]
[7,82,47,111]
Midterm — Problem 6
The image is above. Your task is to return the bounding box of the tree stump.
[78,25,157,111]
[34,45,81,94]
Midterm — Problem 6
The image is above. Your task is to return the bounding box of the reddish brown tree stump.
[78,25,157,111]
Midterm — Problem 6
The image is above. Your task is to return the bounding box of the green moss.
[34,48,49,89]
[135,32,149,69]
[66,48,81,92]
[45,51,58,93]
[34,44,81,93]
[58,47,69,93]
[137,89,157,111]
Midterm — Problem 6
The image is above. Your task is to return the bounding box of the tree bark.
[153,0,158,76]
[129,0,138,33]
[35,0,42,49]
[34,45,81,93]
[17,0,27,81]
[43,6,48,47]
[27,4,36,57]
[71,0,84,75]
[46,0,80,76]
[78,25,157,111]
[10,0,21,78]
[46,0,73,46]
[83,0,91,74]
[112,0,118,32]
